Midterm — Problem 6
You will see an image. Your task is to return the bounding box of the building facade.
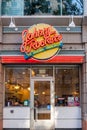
[0,0,87,130]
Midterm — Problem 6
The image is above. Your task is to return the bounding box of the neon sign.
[20,23,63,60]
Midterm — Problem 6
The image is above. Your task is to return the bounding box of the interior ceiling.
[1,15,83,26]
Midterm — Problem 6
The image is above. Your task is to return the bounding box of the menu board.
[2,0,24,15]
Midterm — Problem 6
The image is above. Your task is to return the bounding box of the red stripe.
[1,55,84,64]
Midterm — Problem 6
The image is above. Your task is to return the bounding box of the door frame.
[30,77,55,130]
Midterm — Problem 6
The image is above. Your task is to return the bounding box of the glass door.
[30,78,55,130]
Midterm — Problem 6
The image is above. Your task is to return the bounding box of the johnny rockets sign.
[20,23,63,60]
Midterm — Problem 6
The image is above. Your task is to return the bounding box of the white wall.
[3,107,82,129]
[3,107,30,128]
[55,107,82,128]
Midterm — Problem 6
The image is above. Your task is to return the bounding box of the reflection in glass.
[24,0,83,15]
[1,0,24,16]
[1,0,83,16]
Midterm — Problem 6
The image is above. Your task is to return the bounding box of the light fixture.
[42,91,45,95]
[28,87,30,91]
[14,84,20,90]
[9,16,16,28]
[69,15,75,27]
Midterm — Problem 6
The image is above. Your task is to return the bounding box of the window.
[31,66,53,77]
[4,66,80,107]
[1,0,24,16]
[1,0,83,16]
[55,66,80,106]
[5,67,30,107]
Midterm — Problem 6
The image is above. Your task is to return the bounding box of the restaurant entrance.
[30,77,55,130]
[3,65,82,130]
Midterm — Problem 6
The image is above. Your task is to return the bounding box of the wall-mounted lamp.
[9,16,16,28]
[69,15,75,27]
[66,15,76,31]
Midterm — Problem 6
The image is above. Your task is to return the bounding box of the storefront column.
[0,21,2,43]
[82,43,87,130]
[84,0,87,16]
[0,60,3,130]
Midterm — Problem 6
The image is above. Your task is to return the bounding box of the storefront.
[3,64,82,130]
[0,16,86,130]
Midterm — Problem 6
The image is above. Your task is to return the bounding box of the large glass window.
[1,0,83,16]
[1,0,24,16]
[55,66,80,106]
[5,67,30,107]
[24,0,83,15]
[4,66,80,107]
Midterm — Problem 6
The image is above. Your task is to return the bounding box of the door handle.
[34,107,37,122]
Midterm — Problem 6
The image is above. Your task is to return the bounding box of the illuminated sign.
[20,23,63,60]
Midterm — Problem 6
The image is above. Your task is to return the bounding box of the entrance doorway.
[30,77,55,130]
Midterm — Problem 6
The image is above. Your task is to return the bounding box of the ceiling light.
[9,16,16,28]
[14,85,20,90]
[69,15,75,27]
[28,87,30,91]
[42,91,45,95]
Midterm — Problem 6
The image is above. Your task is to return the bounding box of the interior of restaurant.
[4,66,80,107]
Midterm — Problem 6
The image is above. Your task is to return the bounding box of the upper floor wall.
[0,0,84,16]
